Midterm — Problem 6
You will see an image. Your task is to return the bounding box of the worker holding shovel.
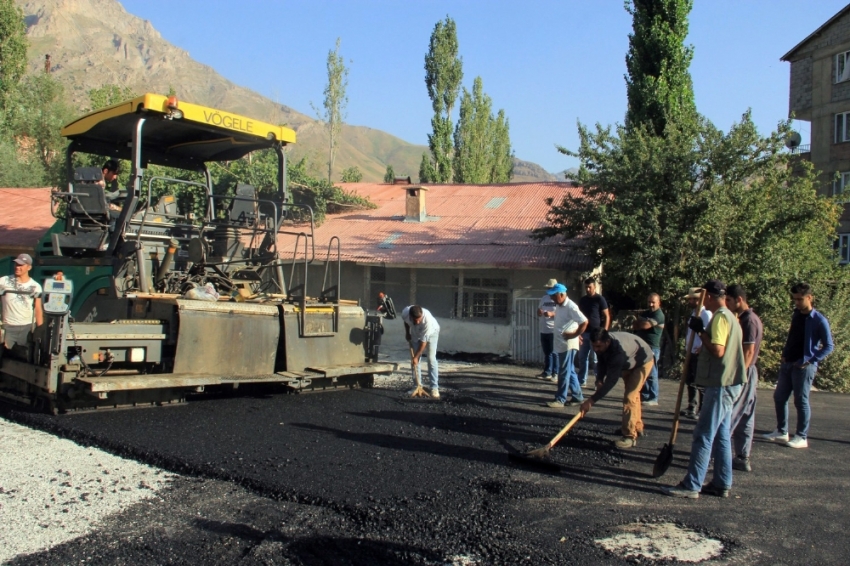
[402,305,441,399]
[578,329,655,449]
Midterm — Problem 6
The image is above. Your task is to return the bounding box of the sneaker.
[680,406,697,419]
[614,437,636,449]
[537,371,551,379]
[430,389,440,399]
[547,375,557,383]
[700,482,730,498]
[545,400,565,408]
[643,399,659,406]
[660,482,699,499]
[732,456,752,472]
[762,429,790,442]
[785,435,808,449]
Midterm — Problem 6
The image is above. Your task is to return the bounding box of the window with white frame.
[833,171,850,196]
[836,112,850,143]
[837,51,850,83]
[836,234,850,264]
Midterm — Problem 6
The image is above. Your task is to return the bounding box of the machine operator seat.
[51,167,112,255]
[229,184,262,227]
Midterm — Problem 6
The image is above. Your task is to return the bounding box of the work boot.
[732,456,752,472]
[700,482,730,498]
[661,482,699,499]
[430,389,440,399]
[614,437,636,449]
[680,405,697,419]
[612,428,644,437]
[545,400,565,408]
[537,371,550,379]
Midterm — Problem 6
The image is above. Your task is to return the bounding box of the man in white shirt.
[543,283,588,408]
[681,288,712,419]
[0,254,43,361]
[401,305,441,398]
[536,278,559,380]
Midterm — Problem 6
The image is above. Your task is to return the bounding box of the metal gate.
[512,297,542,364]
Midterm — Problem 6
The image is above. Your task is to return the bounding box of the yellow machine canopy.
[61,94,297,171]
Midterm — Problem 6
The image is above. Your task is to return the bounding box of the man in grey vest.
[662,279,745,499]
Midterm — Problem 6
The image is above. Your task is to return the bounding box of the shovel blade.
[653,442,675,478]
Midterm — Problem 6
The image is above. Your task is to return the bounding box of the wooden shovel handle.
[546,412,584,450]
[668,289,706,445]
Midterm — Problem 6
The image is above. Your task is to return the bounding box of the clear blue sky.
[121,0,848,175]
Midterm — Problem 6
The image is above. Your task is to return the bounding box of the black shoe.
[732,456,752,472]
[700,482,730,498]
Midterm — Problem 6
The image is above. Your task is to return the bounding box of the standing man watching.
[763,282,833,449]
[401,305,441,398]
[726,284,763,472]
[0,254,44,362]
[536,279,559,380]
[579,329,655,449]
[633,293,665,405]
[577,277,610,388]
[681,288,712,419]
[662,280,745,499]
[544,283,587,408]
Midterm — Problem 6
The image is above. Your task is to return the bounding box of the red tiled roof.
[306,182,591,270]
[0,188,55,248]
[0,183,592,271]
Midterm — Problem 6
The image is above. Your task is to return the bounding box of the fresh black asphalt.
[3,365,849,565]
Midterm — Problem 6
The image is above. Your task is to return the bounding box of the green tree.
[418,152,435,184]
[0,0,27,111]
[625,0,697,136]
[86,84,136,112]
[423,16,462,183]
[341,166,362,182]
[537,0,850,389]
[452,77,513,183]
[5,72,75,187]
[383,164,395,183]
[313,38,349,184]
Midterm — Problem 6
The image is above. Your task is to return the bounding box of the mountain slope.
[15,0,553,183]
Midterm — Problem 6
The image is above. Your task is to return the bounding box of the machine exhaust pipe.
[156,238,179,287]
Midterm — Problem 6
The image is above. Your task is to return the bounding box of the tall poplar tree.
[314,38,349,183]
[453,77,513,184]
[423,16,462,183]
[625,0,697,135]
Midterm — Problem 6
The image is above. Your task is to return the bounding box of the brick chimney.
[404,186,428,222]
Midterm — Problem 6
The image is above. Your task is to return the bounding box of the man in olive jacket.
[662,279,746,499]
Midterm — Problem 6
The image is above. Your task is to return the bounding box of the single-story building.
[297,180,594,362]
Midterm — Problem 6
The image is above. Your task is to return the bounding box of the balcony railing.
[790,144,811,154]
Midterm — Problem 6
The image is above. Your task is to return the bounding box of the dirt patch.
[596,521,723,563]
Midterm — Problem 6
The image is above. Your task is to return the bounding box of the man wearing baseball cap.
[662,279,745,499]
[536,278,559,380]
[543,283,588,408]
[0,254,43,361]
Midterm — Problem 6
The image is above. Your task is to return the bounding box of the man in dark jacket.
[578,329,655,449]
[762,282,833,449]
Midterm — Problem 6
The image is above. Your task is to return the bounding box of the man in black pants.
[682,288,712,419]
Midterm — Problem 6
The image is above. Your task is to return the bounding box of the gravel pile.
[0,418,178,563]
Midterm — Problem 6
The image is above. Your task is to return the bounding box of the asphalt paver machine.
[0,94,392,412]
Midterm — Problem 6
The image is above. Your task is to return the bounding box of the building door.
[512,297,541,364]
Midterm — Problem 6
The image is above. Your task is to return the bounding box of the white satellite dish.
[785,131,802,149]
